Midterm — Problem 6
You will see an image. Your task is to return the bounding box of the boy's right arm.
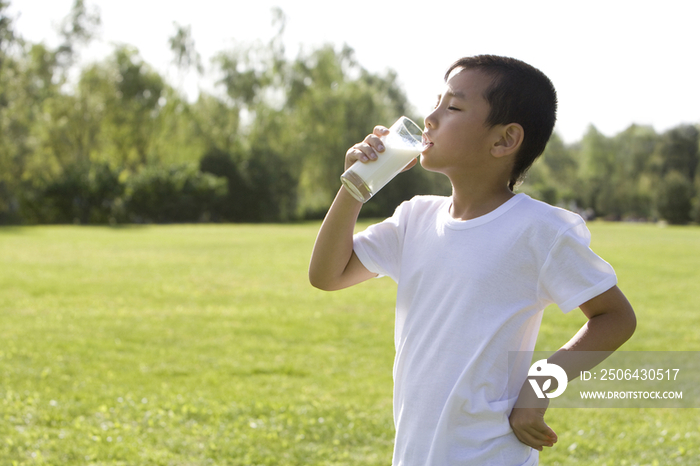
[308,126,391,291]
[308,187,376,291]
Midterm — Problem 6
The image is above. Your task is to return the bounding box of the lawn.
[0,221,698,465]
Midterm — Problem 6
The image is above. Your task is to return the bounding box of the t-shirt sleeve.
[538,219,618,313]
[352,201,409,283]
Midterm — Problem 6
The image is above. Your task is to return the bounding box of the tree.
[610,124,657,219]
[169,23,202,75]
[0,1,14,67]
[55,0,101,71]
[0,0,19,222]
[5,4,697,225]
[91,46,165,168]
[656,170,693,224]
[649,125,699,223]
[209,9,449,220]
[575,125,620,217]
[520,132,577,206]
[651,125,699,182]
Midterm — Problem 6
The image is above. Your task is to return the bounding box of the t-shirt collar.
[440,193,527,230]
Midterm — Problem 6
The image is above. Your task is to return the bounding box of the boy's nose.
[424,109,437,129]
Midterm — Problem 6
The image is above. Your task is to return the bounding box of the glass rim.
[393,116,423,144]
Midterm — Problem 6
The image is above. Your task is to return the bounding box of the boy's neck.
[448,180,515,221]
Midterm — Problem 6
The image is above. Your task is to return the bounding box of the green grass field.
[1,221,698,465]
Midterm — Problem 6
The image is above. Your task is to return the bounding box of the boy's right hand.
[345,126,390,171]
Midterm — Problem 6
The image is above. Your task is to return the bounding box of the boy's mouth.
[422,133,434,150]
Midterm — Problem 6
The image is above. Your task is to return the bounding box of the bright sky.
[6,0,700,143]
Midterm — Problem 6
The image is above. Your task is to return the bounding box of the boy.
[309,55,636,465]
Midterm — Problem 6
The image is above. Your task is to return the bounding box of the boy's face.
[421,68,504,175]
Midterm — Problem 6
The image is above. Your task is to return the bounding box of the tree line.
[1,1,698,225]
[525,123,699,224]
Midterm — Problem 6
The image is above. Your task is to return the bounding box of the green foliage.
[168,22,202,74]
[124,165,226,223]
[97,46,166,168]
[0,3,698,224]
[54,0,100,70]
[0,222,699,464]
[20,161,123,224]
[1,3,452,224]
[16,162,228,225]
[523,123,699,223]
[212,39,444,219]
[652,124,699,180]
[655,170,694,225]
[199,148,252,221]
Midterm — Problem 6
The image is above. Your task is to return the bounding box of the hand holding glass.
[341,116,424,203]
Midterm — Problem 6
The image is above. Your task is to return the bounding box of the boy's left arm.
[509,285,636,451]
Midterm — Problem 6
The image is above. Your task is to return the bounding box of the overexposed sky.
[6,0,700,143]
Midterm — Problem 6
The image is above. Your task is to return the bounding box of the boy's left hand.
[509,384,557,451]
[509,405,557,451]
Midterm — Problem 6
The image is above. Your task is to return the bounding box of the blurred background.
[1,0,698,225]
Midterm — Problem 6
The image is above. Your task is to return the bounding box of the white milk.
[340,116,424,203]
[353,145,419,191]
[341,143,420,202]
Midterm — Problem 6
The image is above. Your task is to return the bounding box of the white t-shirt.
[353,193,617,466]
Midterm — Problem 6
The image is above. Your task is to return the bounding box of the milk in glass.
[341,116,424,203]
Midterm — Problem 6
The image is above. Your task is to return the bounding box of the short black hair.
[445,55,558,190]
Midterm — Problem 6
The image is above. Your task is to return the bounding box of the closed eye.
[434,94,461,111]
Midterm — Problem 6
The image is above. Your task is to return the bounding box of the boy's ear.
[491,123,524,158]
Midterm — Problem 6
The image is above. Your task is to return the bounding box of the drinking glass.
[340,116,424,203]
